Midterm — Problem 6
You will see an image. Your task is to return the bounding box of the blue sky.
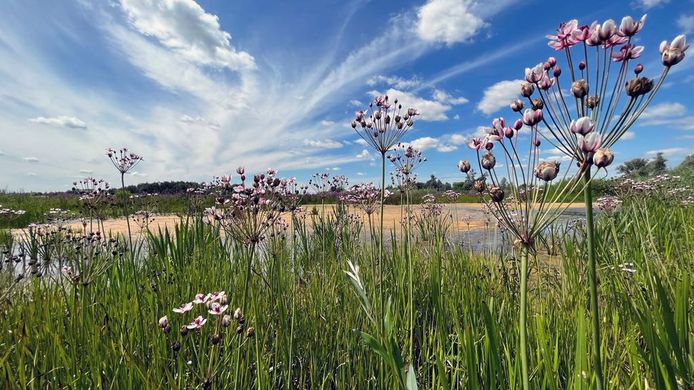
[0,0,692,191]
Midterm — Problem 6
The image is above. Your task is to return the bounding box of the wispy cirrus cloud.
[29,115,87,129]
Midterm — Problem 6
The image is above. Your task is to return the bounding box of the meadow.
[1,11,692,390]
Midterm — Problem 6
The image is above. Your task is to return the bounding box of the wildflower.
[525,63,546,83]
[619,15,646,37]
[522,109,543,126]
[569,117,595,135]
[222,314,232,327]
[489,187,504,202]
[520,82,535,97]
[571,79,588,99]
[106,147,143,174]
[468,137,485,150]
[193,293,209,304]
[158,316,169,329]
[534,161,561,182]
[612,44,644,62]
[352,95,418,154]
[173,302,194,314]
[578,133,602,153]
[593,148,614,168]
[246,327,255,338]
[659,35,689,67]
[481,151,496,170]
[547,19,579,50]
[186,316,207,330]
[458,160,471,173]
[625,77,653,97]
[234,307,244,323]
[474,179,486,193]
[208,302,229,316]
[510,99,524,112]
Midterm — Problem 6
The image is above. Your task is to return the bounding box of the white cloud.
[354,138,368,146]
[118,0,255,70]
[367,75,421,90]
[180,115,221,130]
[640,102,694,130]
[356,149,371,159]
[433,89,468,105]
[407,136,457,152]
[79,169,94,174]
[641,102,686,119]
[369,88,452,121]
[303,139,343,149]
[350,99,363,107]
[678,15,694,33]
[23,157,39,163]
[130,171,148,177]
[634,0,669,9]
[27,172,37,177]
[416,0,485,45]
[477,79,523,115]
[29,115,87,129]
[646,147,688,156]
[621,131,635,140]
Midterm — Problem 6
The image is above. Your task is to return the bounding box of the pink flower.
[547,19,579,50]
[578,133,602,153]
[193,293,209,304]
[207,291,226,302]
[186,316,207,329]
[660,35,689,67]
[572,25,591,42]
[522,109,543,126]
[525,63,545,83]
[598,19,617,41]
[612,44,644,62]
[569,117,595,135]
[586,22,602,46]
[173,302,194,314]
[619,15,646,37]
[468,137,484,150]
[208,302,229,316]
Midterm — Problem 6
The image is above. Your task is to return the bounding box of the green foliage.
[0,194,691,388]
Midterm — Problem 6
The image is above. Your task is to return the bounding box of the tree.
[617,158,649,178]
[647,152,667,176]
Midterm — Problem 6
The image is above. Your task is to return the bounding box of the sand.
[50,202,585,237]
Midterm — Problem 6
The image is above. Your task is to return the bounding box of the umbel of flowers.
[351,95,418,337]
[459,113,594,390]
[516,14,688,389]
[160,292,252,388]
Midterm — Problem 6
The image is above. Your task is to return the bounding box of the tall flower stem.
[519,245,530,390]
[378,151,386,336]
[234,243,256,389]
[406,188,413,362]
[120,173,133,248]
[583,167,604,390]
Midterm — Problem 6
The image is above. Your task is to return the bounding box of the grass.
[0,193,691,388]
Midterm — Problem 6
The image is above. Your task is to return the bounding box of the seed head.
[593,148,614,168]
[534,161,561,182]
[457,160,471,173]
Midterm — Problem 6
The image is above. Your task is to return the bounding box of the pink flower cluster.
[106,147,143,174]
[170,291,229,330]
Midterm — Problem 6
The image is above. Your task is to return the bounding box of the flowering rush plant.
[204,168,294,245]
[461,117,590,249]
[517,15,688,170]
[388,143,426,190]
[106,147,143,175]
[351,95,419,154]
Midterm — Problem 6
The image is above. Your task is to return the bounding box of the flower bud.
[222,314,232,327]
[510,99,524,112]
[593,148,614,168]
[172,341,181,352]
[634,63,643,74]
[578,61,586,71]
[474,179,486,193]
[547,57,556,67]
[457,160,471,173]
[481,152,496,170]
[625,77,653,97]
[553,66,561,78]
[246,327,256,338]
[520,82,535,97]
[534,161,561,182]
[504,127,514,139]
[533,138,541,147]
[489,187,504,202]
[180,325,189,336]
[531,98,544,110]
[571,79,588,99]
[211,333,221,345]
[587,95,599,109]
[569,116,594,136]
[513,119,523,130]
[158,316,169,329]
[659,35,689,67]
[234,307,243,322]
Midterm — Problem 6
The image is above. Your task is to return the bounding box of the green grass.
[0,194,691,388]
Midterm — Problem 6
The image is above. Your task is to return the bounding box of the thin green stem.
[583,167,604,390]
[519,246,530,390]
